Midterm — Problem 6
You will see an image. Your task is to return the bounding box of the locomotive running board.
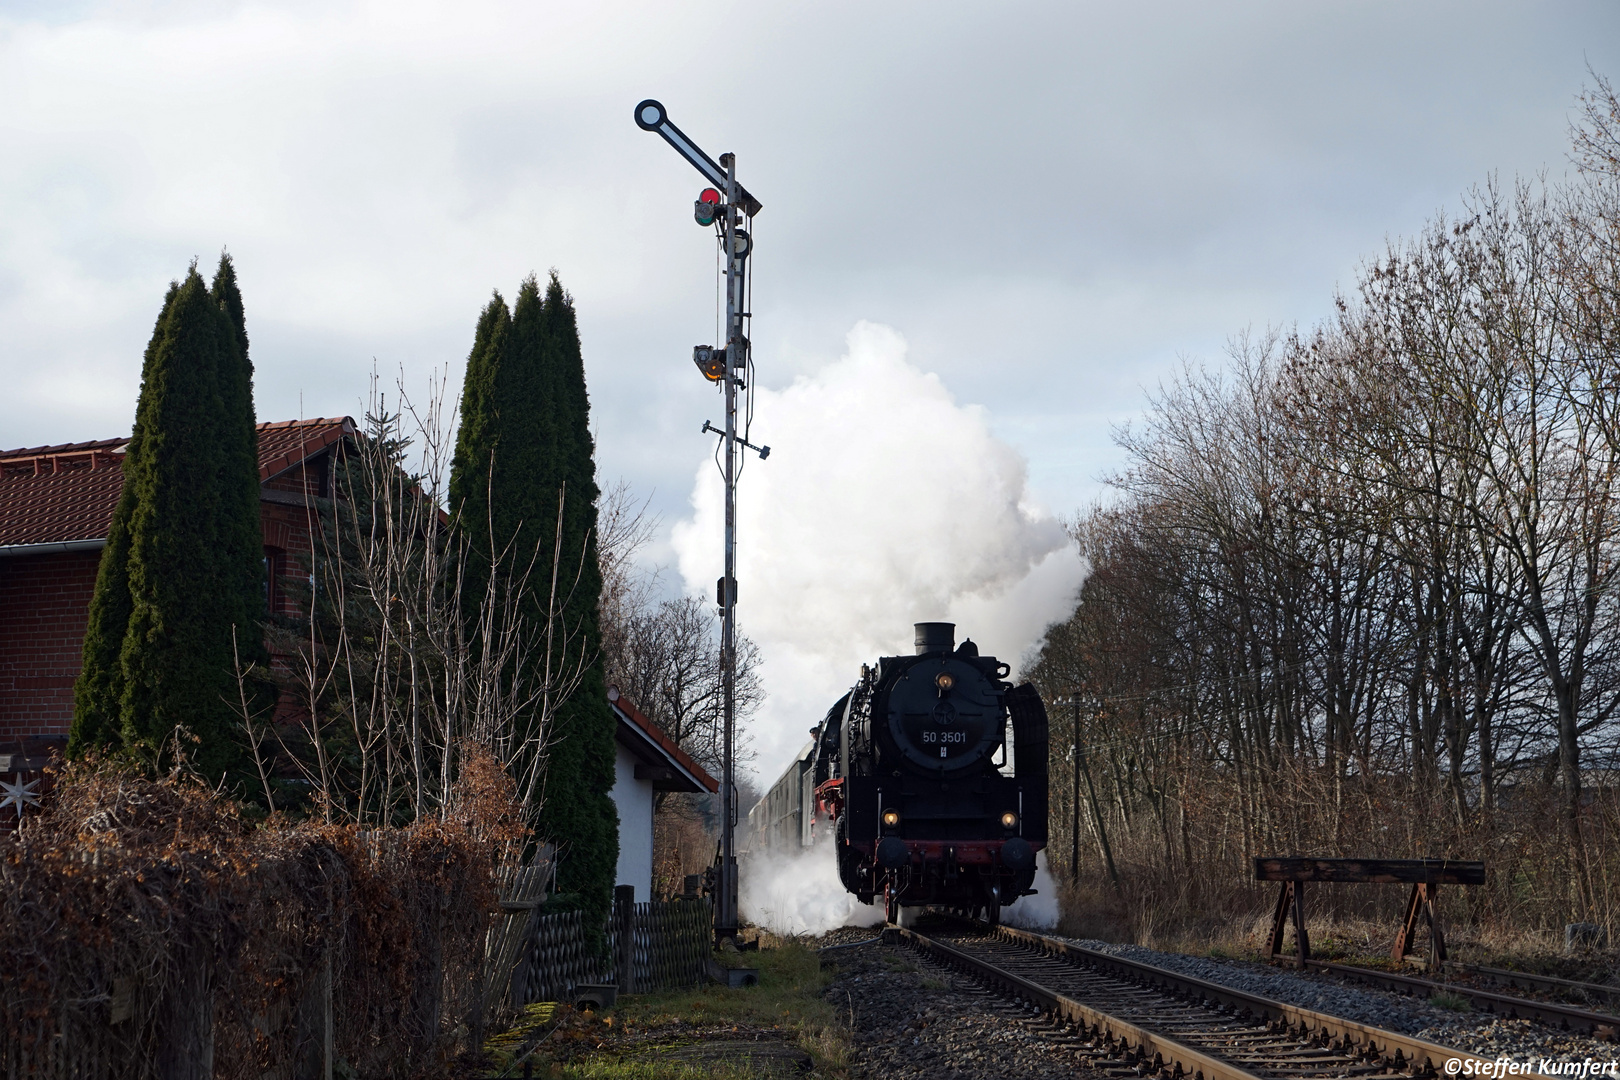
[891,925,1267,1080]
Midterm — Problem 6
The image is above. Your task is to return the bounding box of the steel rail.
[895,922,1556,1080]
[1444,962,1620,1008]
[890,924,1271,1080]
[997,926,1514,1075]
[1293,958,1620,1040]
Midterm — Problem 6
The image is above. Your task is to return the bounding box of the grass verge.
[480,941,849,1080]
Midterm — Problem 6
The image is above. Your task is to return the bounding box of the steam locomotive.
[748,623,1048,924]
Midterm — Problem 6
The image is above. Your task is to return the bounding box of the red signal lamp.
[694,187,721,227]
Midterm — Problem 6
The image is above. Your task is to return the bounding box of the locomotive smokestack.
[914,622,955,655]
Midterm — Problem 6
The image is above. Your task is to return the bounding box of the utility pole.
[635,100,765,943]
[1069,695,1081,885]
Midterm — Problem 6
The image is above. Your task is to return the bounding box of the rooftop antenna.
[636,99,764,944]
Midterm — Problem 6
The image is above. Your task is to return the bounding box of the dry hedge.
[0,750,523,1080]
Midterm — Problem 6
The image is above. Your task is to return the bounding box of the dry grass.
[1048,766,1620,980]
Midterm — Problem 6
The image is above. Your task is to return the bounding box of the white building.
[606,686,718,901]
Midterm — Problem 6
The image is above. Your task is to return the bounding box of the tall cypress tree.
[70,284,179,755]
[71,260,266,785]
[533,272,618,930]
[450,273,617,928]
[209,253,267,670]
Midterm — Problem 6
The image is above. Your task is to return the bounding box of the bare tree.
[263,371,592,828]
[595,484,763,780]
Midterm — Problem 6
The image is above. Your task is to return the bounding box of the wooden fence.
[508,894,713,1005]
[618,895,713,993]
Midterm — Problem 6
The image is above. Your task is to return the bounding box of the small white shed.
[605,687,718,901]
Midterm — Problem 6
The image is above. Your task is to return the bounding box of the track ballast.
[892,920,1551,1080]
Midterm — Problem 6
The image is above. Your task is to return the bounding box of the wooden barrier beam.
[1255,857,1483,967]
[1255,857,1484,885]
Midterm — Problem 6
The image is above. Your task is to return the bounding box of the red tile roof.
[257,418,355,482]
[0,441,127,546]
[609,689,720,793]
[0,419,353,548]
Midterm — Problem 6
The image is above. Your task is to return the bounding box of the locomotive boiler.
[752,622,1049,924]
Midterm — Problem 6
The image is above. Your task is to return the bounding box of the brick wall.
[0,451,337,741]
[0,551,100,741]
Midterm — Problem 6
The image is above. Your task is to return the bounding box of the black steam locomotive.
[749,622,1048,923]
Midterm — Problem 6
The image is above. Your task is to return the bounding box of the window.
[263,546,284,615]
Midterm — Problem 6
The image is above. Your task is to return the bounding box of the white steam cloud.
[1002,852,1061,930]
[673,321,1087,782]
[741,834,1060,935]
[741,822,884,936]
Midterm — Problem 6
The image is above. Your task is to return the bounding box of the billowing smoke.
[673,322,1087,781]
[741,835,1060,934]
[741,823,883,936]
[1002,852,1061,929]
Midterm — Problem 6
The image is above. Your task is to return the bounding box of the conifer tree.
[533,272,618,930]
[71,260,266,784]
[119,268,235,772]
[209,254,269,680]
[70,286,177,754]
[449,273,617,929]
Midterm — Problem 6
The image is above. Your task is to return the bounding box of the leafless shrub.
[263,370,591,830]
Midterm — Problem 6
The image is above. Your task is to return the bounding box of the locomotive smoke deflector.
[914,621,955,655]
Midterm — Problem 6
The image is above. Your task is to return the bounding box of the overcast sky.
[4,1,1618,779]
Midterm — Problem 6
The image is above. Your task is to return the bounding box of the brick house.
[0,418,356,766]
[0,422,710,890]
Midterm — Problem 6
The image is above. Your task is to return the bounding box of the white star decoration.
[0,773,41,817]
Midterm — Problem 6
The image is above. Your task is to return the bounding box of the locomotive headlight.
[999,811,1018,830]
[882,809,900,828]
[935,672,954,692]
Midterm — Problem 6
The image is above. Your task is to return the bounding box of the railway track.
[1289,957,1620,1040]
[1444,961,1620,1009]
[890,920,1550,1080]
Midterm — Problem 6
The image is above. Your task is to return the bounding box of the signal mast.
[635,100,766,943]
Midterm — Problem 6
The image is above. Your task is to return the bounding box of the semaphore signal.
[635,98,765,944]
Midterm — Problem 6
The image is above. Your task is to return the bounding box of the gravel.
[813,924,1620,1075]
[1057,936,1620,1068]
[818,933,1105,1080]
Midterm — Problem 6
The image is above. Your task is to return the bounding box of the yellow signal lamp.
[692,345,725,382]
